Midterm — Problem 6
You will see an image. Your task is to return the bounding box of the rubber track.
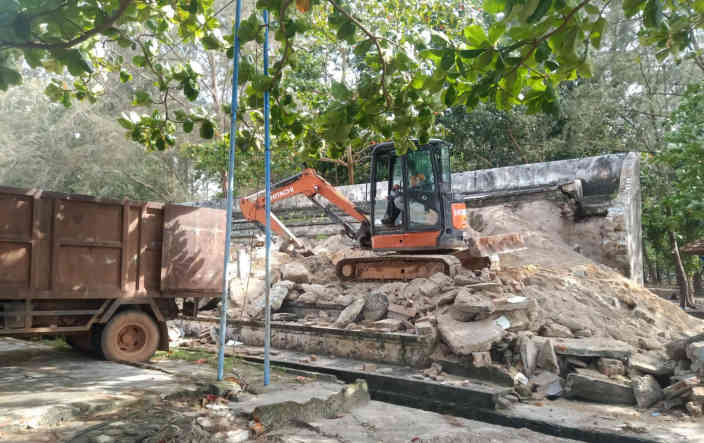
[335,254,461,281]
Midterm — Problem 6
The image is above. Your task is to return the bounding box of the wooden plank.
[137,204,146,291]
[50,199,58,290]
[58,240,122,249]
[31,193,40,290]
[0,309,101,317]
[121,201,129,291]
[0,236,32,243]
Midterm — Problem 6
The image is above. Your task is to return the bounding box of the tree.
[3,0,703,158]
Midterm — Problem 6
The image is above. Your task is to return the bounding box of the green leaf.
[463,25,487,47]
[183,119,194,133]
[488,22,506,44]
[200,120,215,139]
[590,17,606,49]
[201,34,222,50]
[117,117,134,129]
[623,0,647,17]
[535,41,551,62]
[444,84,457,106]
[440,50,455,71]
[56,49,93,76]
[337,21,356,44]
[483,0,506,14]
[354,39,373,57]
[331,81,351,100]
[584,4,600,15]
[133,90,152,106]
[643,0,663,28]
[0,66,22,91]
[120,70,132,83]
[458,49,486,59]
[526,0,552,23]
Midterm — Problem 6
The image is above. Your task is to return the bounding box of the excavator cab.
[369,140,469,251]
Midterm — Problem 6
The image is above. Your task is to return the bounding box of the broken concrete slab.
[536,339,560,373]
[453,288,495,316]
[663,376,700,400]
[428,272,454,290]
[686,341,704,372]
[629,353,676,376]
[373,319,403,332]
[530,371,562,398]
[281,262,311,284]
[597,358,625,378]
[402,278,440,299]
[690,386,704,402]
[539,322,573,338]
[518,335,538,376]
[566,370,635,405]
[334,298,365,328]
[493,296,535,313]
[471,352,492,368]
[362,292,388,321]
[232,380,370,427]
[465,282,503,294]
[437,312,505,355]
[666,333,704,360]
[534,337,633,361]
[632,375,663,409]
[387,303,416,321]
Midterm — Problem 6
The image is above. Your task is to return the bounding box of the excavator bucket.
[465,232,526,257]
[452,232,526,271]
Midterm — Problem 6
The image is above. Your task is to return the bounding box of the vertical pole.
[217,0,243,382]
[263,9,272,386]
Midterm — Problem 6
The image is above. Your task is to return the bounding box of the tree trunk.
[668,229,695,308]
[346,145,354,185]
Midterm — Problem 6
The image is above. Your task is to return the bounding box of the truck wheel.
[66,332,95,354]
[101,310,159,362]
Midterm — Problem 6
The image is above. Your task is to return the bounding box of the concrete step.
[231,379,369,427]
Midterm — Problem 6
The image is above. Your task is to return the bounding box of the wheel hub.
[117,324,146,352]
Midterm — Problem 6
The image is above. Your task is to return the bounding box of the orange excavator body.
[238,140,524,280]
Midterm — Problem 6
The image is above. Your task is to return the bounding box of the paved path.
[0,338,583,443]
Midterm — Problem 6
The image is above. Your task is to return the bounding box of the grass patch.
[39,336,71,351]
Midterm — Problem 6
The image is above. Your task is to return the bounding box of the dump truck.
[0,186,226,362]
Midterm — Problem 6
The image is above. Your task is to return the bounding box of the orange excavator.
[239,140,524,281]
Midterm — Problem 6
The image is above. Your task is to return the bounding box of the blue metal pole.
[263,8,272,387]
[217,0,243,382]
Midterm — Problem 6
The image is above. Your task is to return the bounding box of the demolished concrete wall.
[188,152,642,284]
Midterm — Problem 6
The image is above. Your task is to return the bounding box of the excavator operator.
[381,172,432,227]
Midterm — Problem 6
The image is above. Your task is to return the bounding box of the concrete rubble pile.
[184,231,704,418]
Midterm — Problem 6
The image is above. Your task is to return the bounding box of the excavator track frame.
[336,254,461,282]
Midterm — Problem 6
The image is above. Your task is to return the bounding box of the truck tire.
[101,310,159,362]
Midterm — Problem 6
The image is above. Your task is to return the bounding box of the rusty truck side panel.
[0,186,225,334]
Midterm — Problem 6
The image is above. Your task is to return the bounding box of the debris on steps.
[175,229,704,419]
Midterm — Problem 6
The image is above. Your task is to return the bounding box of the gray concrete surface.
[0,338,183,431]
[270,400,579,443]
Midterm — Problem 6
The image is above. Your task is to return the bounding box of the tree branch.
[318,156,348,167]
[325,0,392,108]
[0,0,134,51]
[505,0,592,79]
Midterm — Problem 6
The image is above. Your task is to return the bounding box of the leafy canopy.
[1,0,703,154]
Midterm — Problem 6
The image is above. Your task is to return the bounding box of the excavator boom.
[239,168,370,250]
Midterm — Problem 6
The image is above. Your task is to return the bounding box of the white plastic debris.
[495,315,511,330]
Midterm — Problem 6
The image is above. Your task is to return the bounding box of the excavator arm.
[239,168,371,249]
